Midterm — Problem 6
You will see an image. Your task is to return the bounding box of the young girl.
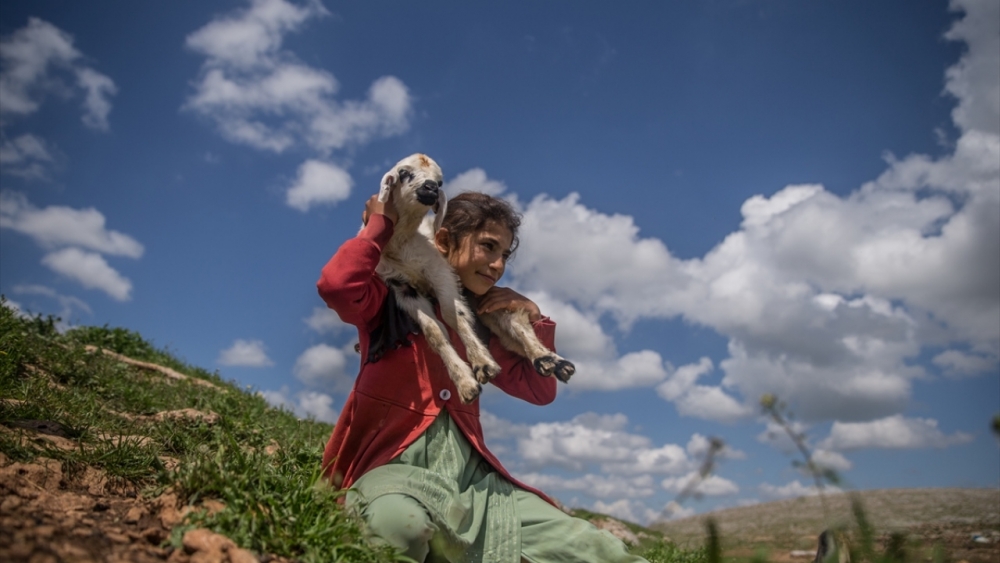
[317,191,647,563]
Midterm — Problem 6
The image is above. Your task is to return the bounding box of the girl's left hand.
[477,286,542,323]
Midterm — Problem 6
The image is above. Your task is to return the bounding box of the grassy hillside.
[652,488,999,562]
[0,300,692,562]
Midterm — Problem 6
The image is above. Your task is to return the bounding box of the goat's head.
[380,154,446,230]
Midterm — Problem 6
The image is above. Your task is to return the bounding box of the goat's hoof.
[459,382,483,404]
[533,356,558,377]
[554,360,575,383]
[473,361,500,384]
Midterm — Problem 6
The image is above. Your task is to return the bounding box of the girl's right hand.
[363,193,398,226]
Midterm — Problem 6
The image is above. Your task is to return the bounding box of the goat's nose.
[415,181,440,206]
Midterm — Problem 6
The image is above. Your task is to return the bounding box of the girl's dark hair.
[440,192,522,255]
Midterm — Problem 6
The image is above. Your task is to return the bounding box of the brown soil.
[653,488,1000,562]
[0,440,286,562]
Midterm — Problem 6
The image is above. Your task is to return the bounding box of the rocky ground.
[0,436,288,563]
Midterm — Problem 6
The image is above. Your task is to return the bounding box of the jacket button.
[439,389,451,401]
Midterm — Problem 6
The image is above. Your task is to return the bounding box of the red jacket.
[317,214,558,504]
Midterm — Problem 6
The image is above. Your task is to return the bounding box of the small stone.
[125,505,147,523]
[228,547,259,563]
[71,527,95,538]
[106,530,130,543]
[34,524,56,538]
[202,499,226,516]
[1,495,23,511]
[184,528,235,554]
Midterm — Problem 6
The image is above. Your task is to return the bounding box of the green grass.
[0,297,708,562]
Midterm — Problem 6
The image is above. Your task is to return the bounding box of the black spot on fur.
[367,284,421,363]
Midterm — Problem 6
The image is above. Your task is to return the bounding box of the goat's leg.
[481,309,575,383]
[433,275,501,385]
[398,292,483,403]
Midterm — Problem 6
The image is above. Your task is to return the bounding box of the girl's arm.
[478,287,559,405]
[488,317,559,405]
[316,213,393,328]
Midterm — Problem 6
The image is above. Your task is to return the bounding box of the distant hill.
[651,488,999,562]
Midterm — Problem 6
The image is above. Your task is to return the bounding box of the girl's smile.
[436,220,514,296]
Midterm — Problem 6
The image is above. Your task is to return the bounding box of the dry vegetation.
[653,488,1000,562]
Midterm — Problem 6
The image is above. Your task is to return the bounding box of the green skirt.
[347,411,647,563]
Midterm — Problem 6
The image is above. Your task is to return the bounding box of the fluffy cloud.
[686,433,746,461]
[528,291,670,391]
[304,306,350,334]
[293,342,357,390]
[758,480,841,500]
[0,18,116,130]
[503,1,1000,425]
[819,415,973,451]
[0,133,54,180]
[218,339,274,367]
[260,386,338,423]
[656,357,751,423]
[661,472,740,497]
[443,168,508,198]
[592,499,663,525]
[515,412,693,476]
[11,284,90,321]
[932,349,998,378]
[518,472,657,500]
[41,248,132,301]
[184,0,411,155]
[1,192,143,300]
[285,159,353,212]
[0,192,144,257]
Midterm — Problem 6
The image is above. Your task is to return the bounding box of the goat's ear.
[378,170,396,203]
[433,188,448,232]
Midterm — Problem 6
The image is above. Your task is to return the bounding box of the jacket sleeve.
[488,317,558,405]
[316,214,393,329]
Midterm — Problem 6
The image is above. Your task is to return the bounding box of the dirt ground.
[0,450,289,563]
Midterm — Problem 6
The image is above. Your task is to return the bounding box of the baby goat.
[369,153,574,404]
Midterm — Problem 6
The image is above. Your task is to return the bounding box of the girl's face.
[437,221,514,295]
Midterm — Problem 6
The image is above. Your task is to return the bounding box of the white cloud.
[932,349,997,378]
[443,168,508,198]
[293,342,355,390]
[661,472,740,497]
[529,291,669,391]
[218,339,274,367]
[0,192,144,257]
[656,357,752,423]
[518,472,657,500]
[516,412,693,476]
[285,159,352,212]
[0,133,54,180]
[304,306,350,333]
[259,386,338,423]
[296,390,339,422]
[11,284,91,319]
[184,0,411,154]
[758,480,841,500]
[819,415,974,450]
[0,18,116,129]
[498,2,1000,425]
[811,449,853,472]
[75,67,117,131]
[659,501,696,521]
[591,499,662,525]
[686,433,746,460]
[41,248,132,301]
[943,0,999,136]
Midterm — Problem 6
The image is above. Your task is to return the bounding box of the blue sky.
[2,0,997,523]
